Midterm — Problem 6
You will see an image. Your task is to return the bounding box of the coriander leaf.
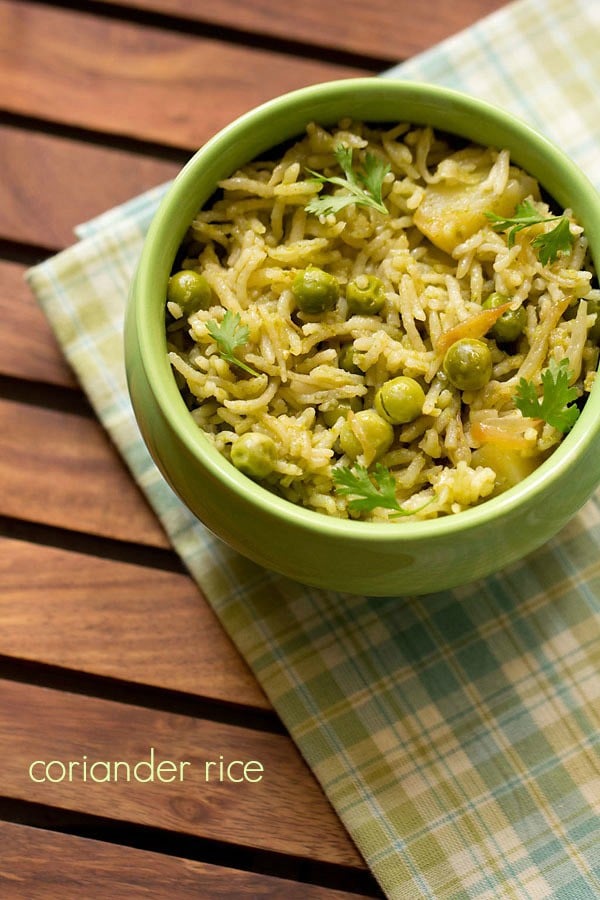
[531,217,574,265]
[305,190,364,217]
[334,145,359,187]
[332,463,415,516]
[514,358,580,432]
[206,310,260,376]
[485,199,548,246]
[359,152,390,209]
[305,145,390,217]
[485,200,574,263]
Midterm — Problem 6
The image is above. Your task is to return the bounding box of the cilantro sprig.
[485,200,575,264]
[305,145,390,217]
[514,358,580,432]
[206,310,259,377]
[333,463,416,516]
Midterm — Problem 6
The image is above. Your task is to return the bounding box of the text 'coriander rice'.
[165,120,598,522]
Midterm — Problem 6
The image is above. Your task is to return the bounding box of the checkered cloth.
[27,0,600,896]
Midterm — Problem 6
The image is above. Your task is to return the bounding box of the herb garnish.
[333,463,416,516]
[515,358,580,432]
[206,310,259,376]
[305,145,390,217]
[485,200,575,264]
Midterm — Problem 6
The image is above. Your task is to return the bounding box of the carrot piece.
[436,302,512,353]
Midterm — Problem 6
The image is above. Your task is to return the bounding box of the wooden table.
[1,1,508,895]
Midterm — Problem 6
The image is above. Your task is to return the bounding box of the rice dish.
[166,120,598,521]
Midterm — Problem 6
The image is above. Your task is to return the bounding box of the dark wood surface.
[1,1,509,895]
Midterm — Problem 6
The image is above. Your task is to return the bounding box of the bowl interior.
[132,78,600,546]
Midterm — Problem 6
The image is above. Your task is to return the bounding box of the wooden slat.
[0,259,77,388]
[1,124,181,250]
[101,0,508,62]
[0,398,168,548]
[0,680,363,867]
[0,822,369,898]
[0,1,366,150]
[0,535,267,709]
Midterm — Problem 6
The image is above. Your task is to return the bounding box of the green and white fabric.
[27,0,600,896]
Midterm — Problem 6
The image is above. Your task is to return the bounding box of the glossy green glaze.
[125,79,600,596]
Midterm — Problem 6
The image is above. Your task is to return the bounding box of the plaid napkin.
[27,0,600,896]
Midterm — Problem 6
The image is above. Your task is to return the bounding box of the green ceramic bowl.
[125,78,600,596]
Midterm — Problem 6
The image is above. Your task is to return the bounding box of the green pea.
[346,275,385,315]
[167,269,212,314]
[482,292,526,343]
[291,266,339,314]
[339,343,361,374]
[321,398,361,427]
[339,409,394,461]
[230,432,277,479]
[442,338,493,391]
[374,376,425,425]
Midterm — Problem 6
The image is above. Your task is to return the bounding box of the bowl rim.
[132,77,600,544]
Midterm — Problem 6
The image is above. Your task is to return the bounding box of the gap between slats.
[0,802,383,897]
[0,1,369,150]
[24,0,395,70]
[0,515,182,572]
[23,0,508,69]
[0,679,364,867]
[0,654,279,732]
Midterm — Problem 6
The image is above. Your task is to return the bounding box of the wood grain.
[101,0,508,61]
[0,822,366,898]
[0,1,366,150]
[0,260,78,388]
[0,679,363,867]
[0,535,268,709]
[0,398,168,547]
[1,124,182,250]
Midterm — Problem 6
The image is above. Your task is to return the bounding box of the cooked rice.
[166,120,598,521]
